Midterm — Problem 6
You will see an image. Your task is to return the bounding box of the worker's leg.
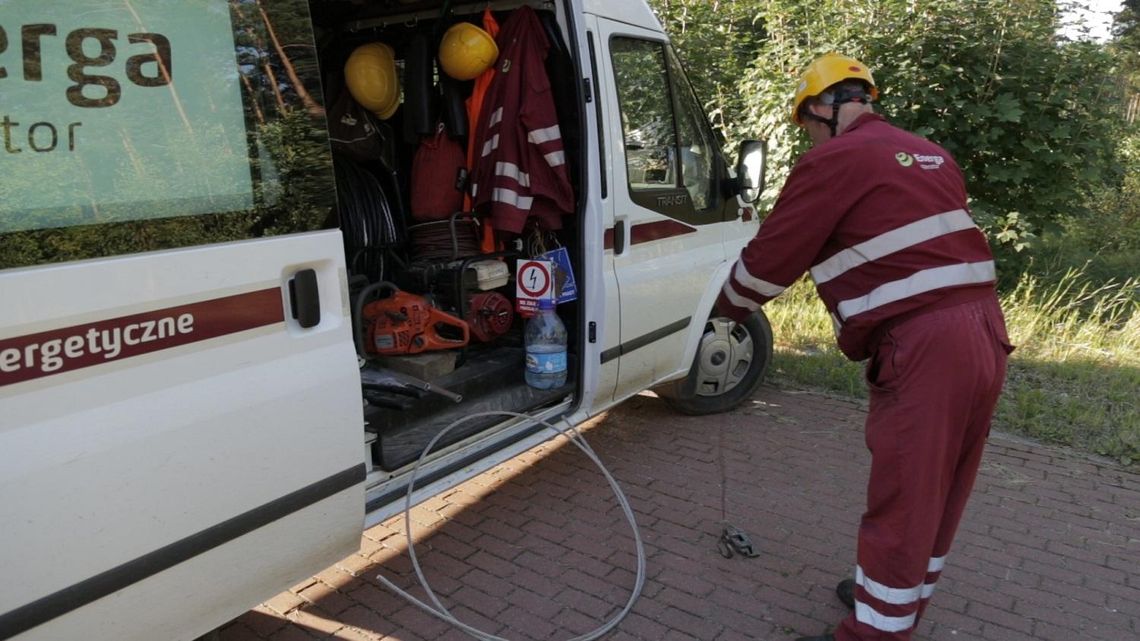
[916,297,1010,621]
[834,298,1007,641]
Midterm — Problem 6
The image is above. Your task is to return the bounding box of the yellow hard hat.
[438,22,499,81]
[791,53,879,125]
[345,43,400,120]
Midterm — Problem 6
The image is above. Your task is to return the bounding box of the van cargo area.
[307,0,584,474]
[0,1,785,639]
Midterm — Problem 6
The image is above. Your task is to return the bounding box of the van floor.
[363,345,575,471]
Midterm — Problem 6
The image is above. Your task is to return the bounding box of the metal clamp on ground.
[718,524,760,559]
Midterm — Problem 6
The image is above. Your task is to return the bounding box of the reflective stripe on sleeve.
[488,107,504,128]
[544,150,566,167]
[830,312,843,337]
[491,188,534,211]
[494,161,531,187]
[527,125,562,145]
[721,281,761,313]
[733,262,785,298]
[481,134,501,158]
[811,209,976,284]
[837,260,996,321]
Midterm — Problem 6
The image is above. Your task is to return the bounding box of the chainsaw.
[360,283,469,355]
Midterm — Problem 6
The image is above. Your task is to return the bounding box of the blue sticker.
[538,247,578,304]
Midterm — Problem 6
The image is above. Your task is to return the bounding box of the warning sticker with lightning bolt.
[516,260,552,315]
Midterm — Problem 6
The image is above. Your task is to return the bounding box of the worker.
[715,53,1012,641]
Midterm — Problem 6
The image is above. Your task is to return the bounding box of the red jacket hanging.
[716,113,997,361]
[469,6,574,234]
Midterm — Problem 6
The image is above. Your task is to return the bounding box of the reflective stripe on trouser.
[835,295,1010,641]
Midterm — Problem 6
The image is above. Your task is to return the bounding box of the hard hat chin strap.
[804,105,842,138]
[804,89,871,138]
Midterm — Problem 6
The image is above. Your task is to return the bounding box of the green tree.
[1060,0,1140,274]
[647,0,766,140]
[714,0,1126,271]
[1115,0,1140,122]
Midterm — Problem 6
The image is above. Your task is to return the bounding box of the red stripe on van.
[0,288,284,387]
[603,220,696,251]
[630,219,696,245]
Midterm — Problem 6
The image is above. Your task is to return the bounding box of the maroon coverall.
[469,6,574,234]
[717,113,1011,640]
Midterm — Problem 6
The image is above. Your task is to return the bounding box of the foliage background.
[652,0,1138,269]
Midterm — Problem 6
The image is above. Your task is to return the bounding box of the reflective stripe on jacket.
[469,6,574,234]
[716,113,996,361]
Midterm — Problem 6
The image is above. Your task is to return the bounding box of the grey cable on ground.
[375,410,647,641]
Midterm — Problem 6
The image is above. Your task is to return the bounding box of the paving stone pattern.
[220,385,1140,641]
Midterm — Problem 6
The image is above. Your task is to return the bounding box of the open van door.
[592,10,732,402]
[0,2,364,640]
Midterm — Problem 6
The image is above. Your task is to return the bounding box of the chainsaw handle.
[352,281,401,360]
[406,308,469,353]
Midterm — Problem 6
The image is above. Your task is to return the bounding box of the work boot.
[836,578,855,609]
[794,635,835,641]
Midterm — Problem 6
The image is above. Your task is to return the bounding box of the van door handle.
[614,220,626,254]
[288,269,321,329]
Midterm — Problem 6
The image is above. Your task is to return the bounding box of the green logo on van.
[895,152,915,167]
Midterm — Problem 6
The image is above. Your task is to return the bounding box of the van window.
[0,0,333,271]
[665,45,716,211]
[610,36,717,221]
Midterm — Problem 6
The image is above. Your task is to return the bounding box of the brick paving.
[220,385,1140,641]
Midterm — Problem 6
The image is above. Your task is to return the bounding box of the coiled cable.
[376,410,647,641]
[407,213,481,262]
[335,155,404,281]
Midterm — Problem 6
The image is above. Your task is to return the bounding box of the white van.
[0,1,769,639]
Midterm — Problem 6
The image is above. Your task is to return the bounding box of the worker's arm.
[715,151,858,322]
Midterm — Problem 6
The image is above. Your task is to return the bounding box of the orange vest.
[464,9,501,253]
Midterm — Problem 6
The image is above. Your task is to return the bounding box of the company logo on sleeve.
[0,288,284,388]
[895,152,914,167]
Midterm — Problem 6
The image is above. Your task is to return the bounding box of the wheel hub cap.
[694,318,753,396]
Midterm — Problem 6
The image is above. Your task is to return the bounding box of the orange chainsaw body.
[363,289,470,355]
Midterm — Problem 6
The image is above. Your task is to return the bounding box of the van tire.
[660,310,772,416]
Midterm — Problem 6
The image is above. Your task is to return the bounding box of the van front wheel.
[660,311,772,416]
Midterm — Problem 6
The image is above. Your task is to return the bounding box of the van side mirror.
[736,140,767,204]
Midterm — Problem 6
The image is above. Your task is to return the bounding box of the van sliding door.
[0,2,364,640]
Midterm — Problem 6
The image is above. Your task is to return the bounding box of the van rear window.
[0,0,333,270]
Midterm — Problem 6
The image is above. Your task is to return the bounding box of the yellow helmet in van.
[345,42,401,120]
[438,22,498,80]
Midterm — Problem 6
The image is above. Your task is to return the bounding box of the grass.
[762,270,1140,467]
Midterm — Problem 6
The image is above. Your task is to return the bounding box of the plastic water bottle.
[524,299,567,389]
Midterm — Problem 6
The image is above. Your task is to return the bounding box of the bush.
[765,270,1140,467]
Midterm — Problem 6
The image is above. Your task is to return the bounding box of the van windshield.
[0,0,333,270]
